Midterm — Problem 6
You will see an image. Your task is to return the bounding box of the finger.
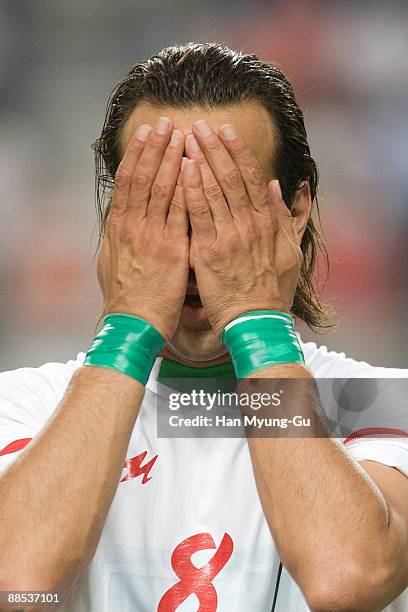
[111,123,152,216]
[219,124,271,214]
[183,158,216,243]
[127,116,173,217]
[268,180,302,264]
[166,158,188,235]
[185,134,233,230]
[147,128,185,225]
[267,179,294,240]
[192,119,252,219]
[268,180,292,219]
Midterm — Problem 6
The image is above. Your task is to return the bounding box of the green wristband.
[221,310,305,378]
[84,313,165,385]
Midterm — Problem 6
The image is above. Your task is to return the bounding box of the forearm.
[0,115,186,608]
[0,366,144,593]
[246,363,402,610]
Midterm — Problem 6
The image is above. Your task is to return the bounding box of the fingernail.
[135,124,152,142]
[194,119,211,137]
[220,124,237,140]
[186,133,200,153]
[156,116,171,135]
[185,159,196,175]
[170,129,183,147]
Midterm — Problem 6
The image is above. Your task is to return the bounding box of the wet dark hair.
[92,42,332,330]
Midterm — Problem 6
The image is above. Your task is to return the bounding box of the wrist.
[221,310,305,378]
[102,303,172,341]
[249,362,312,378]
[214,302,291,338]
[84,313,165,385]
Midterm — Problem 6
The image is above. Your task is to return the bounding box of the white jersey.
[0,339,408,612]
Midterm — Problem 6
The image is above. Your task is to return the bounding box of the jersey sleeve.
[344,435,408,477]
[0,355,83,473]
[302,340,408,478]
[339,376,408,477]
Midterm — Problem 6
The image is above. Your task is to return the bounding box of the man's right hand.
[97,116,188,340]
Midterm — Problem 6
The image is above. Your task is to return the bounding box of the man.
[0,42,407,612]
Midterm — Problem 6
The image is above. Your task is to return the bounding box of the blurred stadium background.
[1,0,407,371]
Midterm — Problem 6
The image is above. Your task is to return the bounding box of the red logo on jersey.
[0,439,157,485]
[120,450,158,485]
[158,532,234,611]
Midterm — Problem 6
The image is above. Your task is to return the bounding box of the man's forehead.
[120,101,276,176]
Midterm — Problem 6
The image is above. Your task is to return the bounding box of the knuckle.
[115,168,131,189]
[132,171,151,189]
[206,140,223,154]
[233,141,248,155]
[163,144,179,161]
[186,176,202,190]
[235,193,249,208]
[190,202,209,216]
[204,183,224,201]
[170,195,184,211]
[127,137,144,155]
[151,180,171,201]
[247,165,265,186]
[222,168,242,189]
[145,136,162,151]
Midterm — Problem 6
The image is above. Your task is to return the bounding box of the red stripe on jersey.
[0,437,32,457]
[344,428,408,445]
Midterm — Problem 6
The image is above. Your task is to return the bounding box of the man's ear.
[290,181,312,241]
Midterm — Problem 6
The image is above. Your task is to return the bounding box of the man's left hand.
[182,119,303,337]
